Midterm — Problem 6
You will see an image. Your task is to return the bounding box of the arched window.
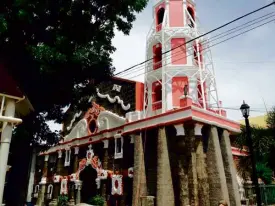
[157,8,165,25]
[187,7,195,27]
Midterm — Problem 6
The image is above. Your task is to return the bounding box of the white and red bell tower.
[143,0,221,117]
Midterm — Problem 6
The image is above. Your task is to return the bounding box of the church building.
[32,0,243,205]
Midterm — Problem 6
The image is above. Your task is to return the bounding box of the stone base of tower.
[137,117,241,206]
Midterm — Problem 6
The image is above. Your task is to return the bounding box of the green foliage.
[256,162,273,184]
[58,194,68,206]
[236,125,274,162]
[236,122,275,182]
[0,0,148,148]
[267,107,275,128]
[88,195,105,206]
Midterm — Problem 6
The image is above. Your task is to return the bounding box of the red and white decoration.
[95,177,101,189]
[86,144,95,165]
[69,173,77,182]
[111,175,123,196]
[53,175,62,183]
[60,178,68,195]
[40,177,47,185]
[128,167,134,178]
[99,169,108,180]
[47,184,53,199]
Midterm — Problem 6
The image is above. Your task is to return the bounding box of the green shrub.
[88,195,105,206]
[58,194,68,206]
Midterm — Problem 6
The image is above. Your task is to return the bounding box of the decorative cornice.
[96,88,131,111]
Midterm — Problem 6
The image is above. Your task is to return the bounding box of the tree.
[266,107,275,172]
[1,1,149,204]
[267,107,275,129]
[236,124,275,184]
[0,0,148,146]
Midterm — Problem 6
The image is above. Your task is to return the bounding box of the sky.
[49,0,275,131]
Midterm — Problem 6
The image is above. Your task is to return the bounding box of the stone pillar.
[75,180,82,204]
[173,124,189,206]
[37,155,49,206]
[186,124,199,206]
[220,130,241,206]
[196,137,210,206]
[49,151,62,206]
[206,126,229,205]
[156,127,175,206]
[178,154,189,206]
[68,147,79,206]
[26,148,37,203]
[132,133,147,206]
[101,140,109,206]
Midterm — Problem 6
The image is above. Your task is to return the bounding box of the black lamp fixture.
[240,100,250,118]
[183,84,188,97]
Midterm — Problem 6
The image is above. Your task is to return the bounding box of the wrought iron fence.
[243,184,275,205]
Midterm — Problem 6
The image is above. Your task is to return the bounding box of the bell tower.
[144,0,221,117]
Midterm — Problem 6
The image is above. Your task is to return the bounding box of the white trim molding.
[96,88,130,111]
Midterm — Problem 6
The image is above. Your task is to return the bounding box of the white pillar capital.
[44,155,49,162]
[102,140,109,149]
[195,123,203,136]
[174,124,185,136]
[58,150,62,158]
[130,135,134,144]
[74,147,79,155]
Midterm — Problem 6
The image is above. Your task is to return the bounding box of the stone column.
[196,136,210,206]
[49,151,62,206]
[68,147,79,206]
[156,127,175,206]
[101,140,109,206]
[173,124,189,206]
[26,148,37,203]
[186,124,199,206]
[220,130,241,206]
[132,133,147,206]
[37,155,49,206]
[206,126,229,205]
[75,180,82,204]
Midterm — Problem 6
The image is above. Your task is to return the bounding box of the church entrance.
[79,165,98,204]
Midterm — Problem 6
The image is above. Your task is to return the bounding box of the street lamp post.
[240,101,262,206]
